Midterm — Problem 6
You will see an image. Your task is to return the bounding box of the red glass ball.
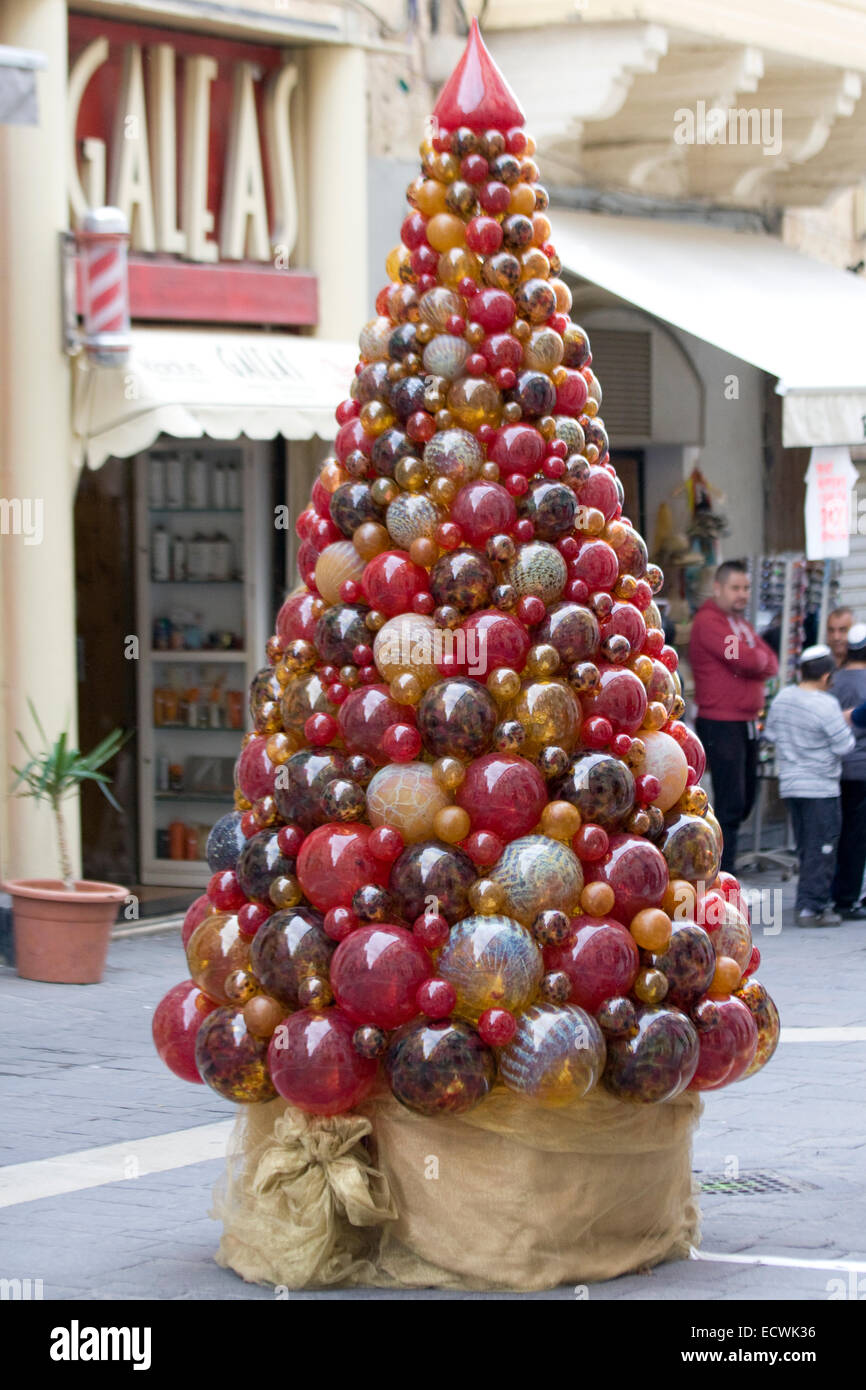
[496,367,517,391]
[413,912,451,950]
[482,332,522,373]
[362,550,429,617]
[369,825,405,863]
[276,592,321,645]
[548,313,569,334]
[182,893,214,949]
[582,664,648,735]
[677,725,707,780]
[276,824,304,858]
[587,833,669,923]
[610,733,633,758]
[406,411,436,443]
[208,870,247,912]
[572,823,610,862]
[295,507,315,540]
[455,753,547,840]
[435,521,463,550]
[451,481,517,546]
[466,216,504,254]
[417,978,457,1019]
[743,945,761,978]
[382,722,422,762]
[633,580,653,611]
[460,153,489,183]
[517,595,546,626]
[446,314,466,336]
[466,352,488,377]
[566,577,590,604]
[635,773,662,805]
[335,418,373,464]
[543,456,566,479]
[323,906,360,942]
[413,592,436,616]
[479,180,511,214]
[401,210,429,250]
[506,127,527,155]
[464,829,505,866]
[689,996,758,1091]
[305,712,339,746]
[576,465,618,521]
[544,918,639,1013]
[340,579,362,603]
[327,682,349,705]
[444,609,529,679]
[471,288,516,333]
[340,685,418,765]
[660,645,679,671]
[478,1007,518,1047]
[240,810,259,838]
[331,923,431,1029]
[489,423,545,476]
[505,472,529,497]
[555,370,589,416]
[238,901,273,938]
[581,714,613,748]
[571,540,619,590]
[513,518,535,542]
[235,735,278,803]
[335,398,360,426]
[642,628,665,657]
[296,824,388,913]
[152,980,216,1085]
[411,247,438,277]
[268,1008,377,1115]
[600,601,646,654]
[416,272,437,294]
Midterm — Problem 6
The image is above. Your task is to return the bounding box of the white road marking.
[0,1121,233,1208]
[692,1248,866,1272]
[779,1026,866,1042]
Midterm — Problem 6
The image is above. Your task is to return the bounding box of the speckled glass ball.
[662,812,722,885]
[322,778,367,822]
[552,752,635,830]
[417,677,498,759]
[236,828,297,903]
[385,1018,496,1117]
[388,839,477,924]
[602,1005,699,1103]
[430,548,495,614]
[437,913,544,1023]
[536,602,600,665]
[195,1006,277,1103]
[372,613,440,690]
[280,672,336,736]
[249,667,282,729]
[314,604,370,667]
[504,541,567,605]
[489,835,584,926]
[554,417,585,453]
[385,493,441,549]
[499,1002,606,1106]
[330,482,382,538]
[514,277,557,324]
[371,427,419,479]
[366,761,451,844]
[506,678,581,757]
[206,811,247,873]
[248,906,333,1009]
[518,480,577,541]
[423,428,483,485]
[654,919,716,1010]
[613,526,648,580]
[273,747,346,830]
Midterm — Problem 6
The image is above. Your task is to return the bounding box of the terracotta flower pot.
[2,878,129,984]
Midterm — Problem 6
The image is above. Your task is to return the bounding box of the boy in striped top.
[763,645,855,928]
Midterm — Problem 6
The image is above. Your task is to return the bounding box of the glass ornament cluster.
[153,26,778,1118]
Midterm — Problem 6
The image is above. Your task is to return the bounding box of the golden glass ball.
[359,401,395,436]
[390,672,423,705]
[395,455,428,493]
[438,246,481,290]
[520,247,550,281]
[465,321,486,347]
[447,376,502,431]
[314,541,365,606]
[580,881,615,917]
[428,475,457,506]
[432,755,466,791]
[413,179,448,215]
[614,575,638,601]
[524,326,563,373]
[633,968,669,1006]
[709,956,743,996]
[604,520,628,549]
[243,994,285,1038]
[551,279,573,313]
[641,701,669,732]
[679,786,709,817]
[480,461,500,482]
[507,679,580,758]
[508,182,536,215]
[265,731,294,765]
[365,609,387,632]
[410,537,438,568]
[434,805,471,844]
[269,875,303,910]
[526,643,561,678]
[540,800,581,842]
[468,878,506,916]
[487,667,522,703]
[319,459,349,493]
[632,655,654,684]
[426,212,466,252]
[353,521,391,561]
[629,908,673,953]
[371,476,399,507]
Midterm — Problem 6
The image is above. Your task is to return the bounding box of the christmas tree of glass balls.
[153,21,779,1119]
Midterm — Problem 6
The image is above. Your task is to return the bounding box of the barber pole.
[77,206,131,365]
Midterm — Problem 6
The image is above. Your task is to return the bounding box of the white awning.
[0,46,45,126]
[553,210,866,448]
[72,328,358,469]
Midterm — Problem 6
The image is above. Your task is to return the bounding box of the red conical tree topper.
[432,17,525,133]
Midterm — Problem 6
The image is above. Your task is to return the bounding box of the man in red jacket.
[688,560,779,872]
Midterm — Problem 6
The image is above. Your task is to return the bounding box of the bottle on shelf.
[156,751,169,792]
[209,684,224,728]
[213,460,227,509]
[151,525,170,582]
[165,453,185,509]
[186,685,200,728]
[149,455,166,508]
[184,826,199,860]
[187,450,209,509]
[169,821,186,859]
[171,533,186,581]
[226,459,242,509]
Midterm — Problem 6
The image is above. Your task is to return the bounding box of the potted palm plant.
[3,703,130,984]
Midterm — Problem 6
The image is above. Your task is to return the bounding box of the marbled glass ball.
[273,747,347,831]
[654,920,715,1010]
[385,1018,496,1117]
[499,1002,606,1106]
[314,603,370,667]
[280,672,336,736]
[417,677,498,759]
[603,1005,699,1103]
[430,548,495,614]
[388,839,477,924]
[662,813,722,885]
[330,481,383,537]
[518,481,577,542]
[386,493,441,549]
[236,828,297,903]
[423,428,483,485]
[437,913,544,1023]
[552,752,636,829]
[489,835,584,925]
[536,602,600,664]
[194,1006,277,1103]
[504,541,567,605]
[206,811,247,872]
[248,906,334,1009]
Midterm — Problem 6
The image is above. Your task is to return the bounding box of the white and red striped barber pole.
[77,206,131,366]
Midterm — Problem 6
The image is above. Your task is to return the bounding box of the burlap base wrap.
[212,1084,702,1293]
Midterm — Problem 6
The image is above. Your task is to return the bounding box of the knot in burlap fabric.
[212,1088,702,1293]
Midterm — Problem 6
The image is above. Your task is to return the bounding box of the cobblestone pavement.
[1,869,864,1302]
